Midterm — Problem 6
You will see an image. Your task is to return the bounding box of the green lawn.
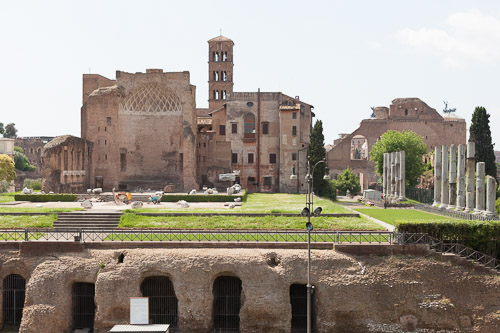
[355,208,455,226]
[0,214,55,228]
[130,193,350,214]
[119,214,384,230]
[0,207,82,213]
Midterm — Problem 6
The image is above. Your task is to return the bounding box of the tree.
[0,154,16,183]
[14,146,35,172]
[332,167,361,195]
[469,107,497,180]
[309,120,328,196]
[3,123,17,138]
[370,130,427,187]
[0,122,4,135]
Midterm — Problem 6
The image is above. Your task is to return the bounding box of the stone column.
[395,151,400,199]
[432,146,442,206]
[465,142,475,213]
[485,176,499,218]
[399,151,406,200]
[447,144,457,210]
[383,153,388,197]
[455,144,466,211]
[441,145,449,209]
[474,162,485,214]
[391,152,396,198]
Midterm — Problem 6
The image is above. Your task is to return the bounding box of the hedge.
[14,194,78,202]
[396,219,500,259]
[161,190,247,203]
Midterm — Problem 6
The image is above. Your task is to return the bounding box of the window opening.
[215,52,219,61]
[290,284,315,332]
[141,276,178,328]
[107,117,112,126]
[292,153,297,161]
[244,114,256,138]
[223,71,228,81]
[219,125,226,136]
[405,109,408,116]
[72,282,95,330]
[292,126,297,136]
[3,274,25,327]
[264,176,272,186]
[262,122,269,135]
[232,153,238,164]
[222,90,227,100]
[231,123,238,134]
[292,112,297,119]
[269,153,277,164]
[213,276,242,332]
[248,153,254,164]
[120,149,127,172]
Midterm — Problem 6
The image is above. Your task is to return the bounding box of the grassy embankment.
[120,193,384,230]
[355,208,464,226]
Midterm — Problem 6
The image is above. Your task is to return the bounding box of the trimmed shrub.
[23,178,42,191]
[396,220,500,259]
[496,197,500,216]
[161,189,247,203]
[14,194,78,202]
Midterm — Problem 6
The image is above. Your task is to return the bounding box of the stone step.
[53,224,118,229]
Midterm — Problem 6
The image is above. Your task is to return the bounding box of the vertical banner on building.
[130,297,149,325]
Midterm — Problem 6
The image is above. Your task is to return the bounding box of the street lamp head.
[301,207,310,216]
[313,207,322,216]
[323,166,330,180]
[306,222,314,231]
[305,173,312,182]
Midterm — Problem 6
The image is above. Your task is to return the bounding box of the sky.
[1,0,499,149]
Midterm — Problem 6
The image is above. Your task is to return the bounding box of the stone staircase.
[54,212,122,229]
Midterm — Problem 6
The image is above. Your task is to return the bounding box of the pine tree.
[309,120,327,195]
[470,107,497,180]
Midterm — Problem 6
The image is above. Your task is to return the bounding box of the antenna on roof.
[443,101,456,114]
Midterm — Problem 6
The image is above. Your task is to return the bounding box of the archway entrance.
[3,274,26,327]
[72,282,95,330]
[213,276,242,332]
[141,276,178,328]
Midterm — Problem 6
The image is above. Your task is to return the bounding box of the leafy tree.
[469,107,497,180]
[0,122,4,135]
[0,154,16,182]
[14,146,35,172]
[370,130,427,187]
[332,167,361,195]
[3,123,17,138]
[309,120,328,196]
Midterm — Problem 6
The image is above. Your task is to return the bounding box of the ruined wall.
[14,137,53,191]
[0,246,498,333]
[41,135,92,193]
[327,98,466,189]
[82,70,198,192]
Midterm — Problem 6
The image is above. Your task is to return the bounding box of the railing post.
[24,229,28,242]
[79,229,83,243]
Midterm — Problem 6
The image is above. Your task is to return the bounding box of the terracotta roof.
[208,35,233,42]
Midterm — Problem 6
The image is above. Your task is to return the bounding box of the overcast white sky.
[1,0,499,148]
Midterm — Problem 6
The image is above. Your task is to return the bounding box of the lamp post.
[291,156,329,333]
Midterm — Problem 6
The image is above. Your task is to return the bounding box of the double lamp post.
[290,156,329,333]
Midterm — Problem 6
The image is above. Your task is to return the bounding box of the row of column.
[382,151,406,201]
[432,142,498,217]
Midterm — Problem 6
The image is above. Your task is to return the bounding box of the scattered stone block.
[189,189,197,195]
[22,187,33,194]
[131,201,143,209]
[81,200,93,209]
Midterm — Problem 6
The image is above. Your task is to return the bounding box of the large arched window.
[244,114,256,139]
[213,276,242,331]
[141,276,178,328]
[3,274,26,327]
[72,282,95,331]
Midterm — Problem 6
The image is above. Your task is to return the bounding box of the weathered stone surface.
[485,176,498,218]
[130,201,143,209]
[433,146,442,206]
[81,199,93,209]
[465,142,475,213]
[475,162,485,213]
[0,248,497,333]
[399,314,418,331]
[398,151,406,201]
[441,145,449,208]
[456,144,466,210]
[448,144,457,209]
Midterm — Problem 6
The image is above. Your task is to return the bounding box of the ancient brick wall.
[13,137,53,191]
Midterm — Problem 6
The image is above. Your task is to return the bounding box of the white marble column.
[447,144,457,210]
[441,145,449,209]
[391,152,396,198]
[399,151,406,200]
[432,146,442,206]
[474,162,485,214]
[465,142,475,213]
[395,151,400,199]
[383,153,388,197]
[455,144,466,211]
[485,176,498,218]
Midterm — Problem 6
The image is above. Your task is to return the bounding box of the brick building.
[41,35,313,193]
[326,98,467,190]
[13,137,53,190]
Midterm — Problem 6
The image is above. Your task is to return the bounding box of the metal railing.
[396,232,500,271]
[415,204,499,221]
[0,228,394,244]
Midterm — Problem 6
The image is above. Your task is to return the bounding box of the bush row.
[161,190,247,203]
[396,220,500,259]
[14,194,78,202]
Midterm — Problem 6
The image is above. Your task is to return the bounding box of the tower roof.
[208,35,234,43]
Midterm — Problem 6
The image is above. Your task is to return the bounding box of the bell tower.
[208,35,234,110]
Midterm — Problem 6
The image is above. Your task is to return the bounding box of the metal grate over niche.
[141,276,179,328]
[121,82,182,114]
[3,274,26,326]
[72,282,96,330]
[213,276,242,332]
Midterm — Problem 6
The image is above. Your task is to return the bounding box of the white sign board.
[130,297,149,325]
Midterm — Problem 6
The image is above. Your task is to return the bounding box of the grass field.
[130,193,350,214]
[355,208,455,226]
[0,214,55,228]
[119,214,384,230]
[0,207,81,213]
